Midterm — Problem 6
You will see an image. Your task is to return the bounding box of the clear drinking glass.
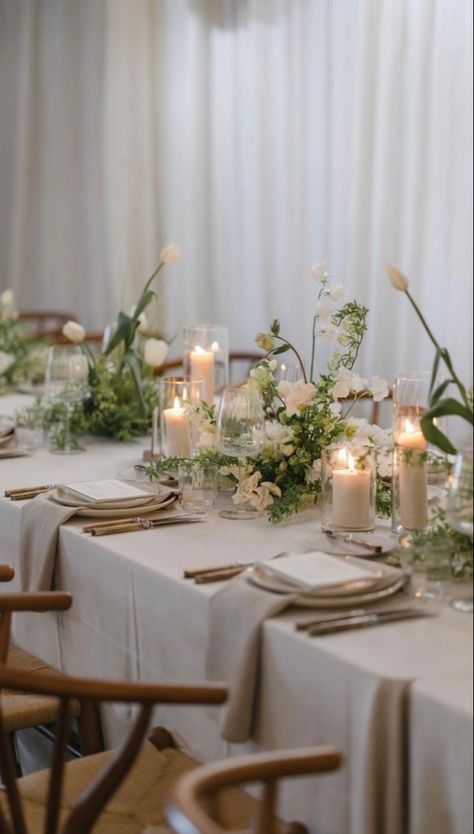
[44,346,89,454]
[15,406,44,451]
[178,462,218,514]
[446,450,473,613]
[215,387,266,520]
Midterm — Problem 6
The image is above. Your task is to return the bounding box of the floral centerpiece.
[149,264,393,523]
[46,244,180,443]
[0,290,46,393]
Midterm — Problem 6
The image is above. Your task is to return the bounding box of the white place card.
[60,479,151,504]
[260,551,378,592]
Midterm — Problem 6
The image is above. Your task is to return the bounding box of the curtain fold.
[0,0,472,383]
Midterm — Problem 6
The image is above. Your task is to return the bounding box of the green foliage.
[0,319,45,391]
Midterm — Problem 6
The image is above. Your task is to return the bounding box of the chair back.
[0,592,227,834]
[165,747,342,834]
[342,389,393,426]
[18,311,76,340]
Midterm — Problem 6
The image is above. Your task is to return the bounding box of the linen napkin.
[206,575,297,743]
[19,493,79,591]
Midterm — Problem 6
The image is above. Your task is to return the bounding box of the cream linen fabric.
[19,493,78,591]
[207,575,296,743]
[0,743,257,834]
[0,408,472,834]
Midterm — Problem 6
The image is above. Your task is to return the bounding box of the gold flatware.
[87,515,206,536]
[5,483,57,499]
[307,607,434,636]
[325,530,383,554]
[184,562,243,579]
[194,566,247,584]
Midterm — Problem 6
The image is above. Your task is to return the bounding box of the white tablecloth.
[0,394,472,834]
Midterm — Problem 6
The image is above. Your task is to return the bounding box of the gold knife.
[308,607,434,636]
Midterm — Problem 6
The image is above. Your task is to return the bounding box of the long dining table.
[0,393,472,834]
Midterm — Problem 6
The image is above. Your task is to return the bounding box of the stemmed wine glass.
[44,346,89,454]
[215,387,266,520]
[446,450,473,613]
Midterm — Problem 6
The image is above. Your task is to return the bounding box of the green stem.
[309,316,317,382]
[275,337,308,384]
[142,261,165,296]
[405,290,469,408]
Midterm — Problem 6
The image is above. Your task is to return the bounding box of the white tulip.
[315,298,333,319]
[0,289,14,307]
[160,243,181,264]
[0,351,15,375]
[62,321,86,343]
[136,312,148,334]
[386,264,409,292]
[144,338,168,368]
[311,262,329,283]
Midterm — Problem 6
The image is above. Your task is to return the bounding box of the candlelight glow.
[336,448,349,467]
[211,341,219,352]
[403,417,417,434]
[347,453,356,474]
[173,396,184,414]
[193,345,206,355]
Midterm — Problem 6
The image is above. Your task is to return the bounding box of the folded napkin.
[206,575,297,743]
[20,494,79,591]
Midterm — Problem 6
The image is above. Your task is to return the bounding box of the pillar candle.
[163,397,191,457]
[190,346,214,403]
[332,451,371,529]
[397,420,428,530]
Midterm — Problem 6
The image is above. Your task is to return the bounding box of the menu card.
[260,551,378,592]
[60,479,151,504]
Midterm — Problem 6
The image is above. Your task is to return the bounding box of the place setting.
[0,414,30,458]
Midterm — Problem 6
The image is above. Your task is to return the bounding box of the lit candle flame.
[193,345,206,354]
[403,417,417,434]
[173,396,183,413]
[336,448,349,466]
[211,341,219,352]
[348,453,356,475]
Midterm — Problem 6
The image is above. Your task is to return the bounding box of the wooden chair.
[165,747,342,834]
[342,389,393,426]
[0,585,102,777]
[52,331,104,348]
[18,311,76,340]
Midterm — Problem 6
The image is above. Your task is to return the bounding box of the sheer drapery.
[0,0,472,382]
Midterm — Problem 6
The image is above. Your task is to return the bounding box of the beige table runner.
[19,494,78,591]
[206,574,296,742]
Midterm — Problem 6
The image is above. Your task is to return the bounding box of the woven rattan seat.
[0,741,258,834]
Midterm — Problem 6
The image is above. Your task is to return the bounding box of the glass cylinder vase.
[183,324,229,404]
[158,377,203,458]
[392,371,431,442]
[321,445,376,532]
[392,372,430,534]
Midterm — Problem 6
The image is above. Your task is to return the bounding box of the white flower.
[160,243,181,264]
[315,298,333,319]
[329,401,342,417]
[311,262,329,282]
[278,380,317,417]
[369,375,390,402]
[330,367,352,400]
[377,448,393,479]
[327,282,345,301]
[0,289,14,307]
[144,338,168,368]
[320,323,338,343]
[386,264,409,292]
[234,470,281,511]
[305,459,322,484]
[0,351,15,375]
[255,332,275,352]
[345,417,372,440]
[350,374,367,393]
[62,321,86,343]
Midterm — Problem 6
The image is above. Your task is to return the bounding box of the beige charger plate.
[48,491,177,518]
[247,561,405,609]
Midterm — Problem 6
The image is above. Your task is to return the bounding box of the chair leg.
[77,700,103,755]
[6,732,22,778]
[147,726,177,751]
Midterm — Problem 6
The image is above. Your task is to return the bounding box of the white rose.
[160,243,181,264]
[144,338,168,368]
[62,321,86,343]
[305,459,322,484]
[386,264,409,292]
[282,381,317,417]
[0,351,15,375]
[369,375,390,402]
[0,289,14,307]
[329,401,342,417]
[350,374,367,393]
[330,367,352,400]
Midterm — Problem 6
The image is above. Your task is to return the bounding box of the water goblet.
[215,387,266,520]
[44,346,89,454]
[446,450,473,613]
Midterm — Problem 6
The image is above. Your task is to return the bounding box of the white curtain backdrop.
[0,0,472,384]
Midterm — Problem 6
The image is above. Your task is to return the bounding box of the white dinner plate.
[0,446,30,459]
[0,434,14,447]
[48,492,176,518]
